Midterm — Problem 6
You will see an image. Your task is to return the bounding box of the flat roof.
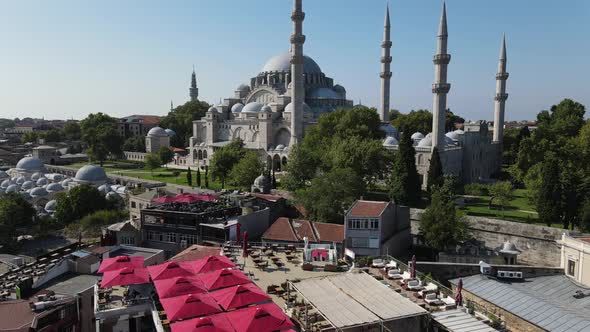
[44,273,100,296]
[431,309,498,332]
[109,246,161,259]
[450,275,590,332]
[293,272,426,329]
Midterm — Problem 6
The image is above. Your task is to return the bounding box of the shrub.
[464,183,490,196]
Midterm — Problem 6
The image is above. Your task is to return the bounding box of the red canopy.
[171,314,236,332]
[210,283,270,311]
[193,255,236,274]
[98,255,144,273]
[226,303,294,332]
[160,293,222,322]
[312,249,327,259]
[154,276,207,299]
[199,268,251,291]
[174,193,220,203]
[100,267,150,288]
[148,261,196,281]
[152,195,177,203]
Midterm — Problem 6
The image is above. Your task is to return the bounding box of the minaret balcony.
[291,11,305,21]
[380,72,392,79]
[432,83,451,93]
[381,56,392,64]
[381,41,392,48]
[290,34,306,45]
[496,72,509,80]
[495,93,509,101]
[433,54,451,65]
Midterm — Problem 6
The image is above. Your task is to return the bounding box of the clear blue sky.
[0,0,588,121]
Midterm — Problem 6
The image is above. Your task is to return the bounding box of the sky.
[0,0,588,121]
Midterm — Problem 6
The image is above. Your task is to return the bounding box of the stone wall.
[410,209,566,267]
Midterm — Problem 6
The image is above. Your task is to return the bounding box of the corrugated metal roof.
[293,272,427,329]
[431,309,498,332]
[450,275,590,332]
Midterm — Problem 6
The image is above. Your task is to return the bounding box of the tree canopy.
[389,131,421,205]
[391,109,464,135]
[122,136,146,152]
[54,184,107,224]
[63,121,82,141]
[80,113,124,166]
[210,139,246,189]
[227,150,264,190]
[0,193,35,249]
[427,147,443,192]
[160,100,210,147]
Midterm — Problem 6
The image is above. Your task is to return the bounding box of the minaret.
[290,0,306,144]
[379,2,393,122]
[190,66,199,102]
[431,1,451,149]
[493,35,509,143]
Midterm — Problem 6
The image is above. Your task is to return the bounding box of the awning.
[225,303,294,332]
[98,255,144,273]
[193,255,235,274]
[148,261,196,281]
[199,269,251,291]
[210,283,271,311]
[154,276,207,299]
[171,314,235,332]
[100,267,150,288]
[160,293,222,322]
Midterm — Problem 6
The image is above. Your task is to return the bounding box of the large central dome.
[261,52,322,74]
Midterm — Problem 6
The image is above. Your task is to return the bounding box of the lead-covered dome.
[242,102,264,113]
[30,187,48,197]
[0,171,8,180]
[45,200,57,213]
[411,132,424,140]
[261,52,322,74]
[15,157,45,173]
[75,165,108,184]
[284,102,311,113]
[46,183,64,193]
[236,84,250,92]
[383,136,399,147]
[164,129,176,137]
[417,133,433,147]
[231,103,244,113]
[147,126,168,137]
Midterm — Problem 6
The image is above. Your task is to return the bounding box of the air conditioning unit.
[180,240,188,249]
[497,270,523,279]
[479,261,492,275]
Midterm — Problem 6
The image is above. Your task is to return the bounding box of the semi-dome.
[147,126,168,137]
[260,105,272,113]
[284,102,311,113]
[45,200,57,213]
[46,183,64,193]
[231,103,244,113]
[308,88,341,99]
[50,174,64,182]
[164,129,176,137]
[15,157,45,173]
[242,102,264,113]
[36,178,49,186]
[236,84,250,92]
[21,191,31,201]
[75,165,108,184]
[383,136,399,147]
[207,106,219,113]
[417,134,433,147]
[6,184,18,193]
[21,181,34,190]
[0,171,8,180]
[333,84,346,95]
[30,187,48,197]
[261,52,322,74]
[411,132,424,140]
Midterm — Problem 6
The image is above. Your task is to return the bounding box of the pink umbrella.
[148,261,196,281]
[174,193,220,203]
[152,195,177,203]
[199,268,251,291]
[98,255,144,273]
[193,255,236,274]
[242,232,248,258]
[171,314,236,332]
[160,293,222,322]
[410,255,416,279]
[100,267,150,288]
[210,283,271,311]
[226,303,294,332]
[455,278,463,306]
[154,276,207,299]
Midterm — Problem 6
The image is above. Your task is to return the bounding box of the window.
[166,233,177,243]
[567,260,576,276]
[179,233,195,246]
[350,237,369,248]
[370,219,379,229]
[369,237,380,249]
[146,231,155,241]
[131,202,137,209]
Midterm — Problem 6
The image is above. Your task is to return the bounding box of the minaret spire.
[190,66,199,102]
[431,1,451,149]
[493,34,509,143]
[379,1,393,122]
[290,0,306,144]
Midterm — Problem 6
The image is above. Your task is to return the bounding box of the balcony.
[432,83,451,94]
[433,54,451,65]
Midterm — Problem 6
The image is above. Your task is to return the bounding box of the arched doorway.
[272,155,281,172]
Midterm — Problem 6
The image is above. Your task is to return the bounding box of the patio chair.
[387,269,402,279]
[371,259,385,268]
[385,260,397,269]
[407,280,423,291]
[417,283,438,297]
[441,296,457,309]
[424,293,444,306]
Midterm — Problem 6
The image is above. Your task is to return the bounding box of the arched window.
[282,156,288,167]
[198,150,203,160]
[203,150,208,159]
[417,154,423,165]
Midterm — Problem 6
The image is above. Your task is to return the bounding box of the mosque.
[0,156,121,217]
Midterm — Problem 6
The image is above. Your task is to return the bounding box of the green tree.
[228,151,264,190]
[53,185,107,224]
[391,110,432,135]
[427,147,443,193]
[186,167,192,186]
[122,136,146,152]
[0,119,15,129]
[489,181,514,213]
[196,168,201,187]
[21,131,38,144]
[210,139,245,189]
[158,146,174,168]
[62,121,82,141]
[67,210,127,239]
[419,185,468,251]
[296,168,365,224]
[42,129,63,143]
[581,199,590,232]
[80,113,124,166]
[0,193,35,249]
[389,131,421,205]
[144,153,161,176]
[160,100,210,147]
[537,155,561,227]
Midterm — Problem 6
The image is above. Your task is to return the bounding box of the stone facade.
[560,234,590,287]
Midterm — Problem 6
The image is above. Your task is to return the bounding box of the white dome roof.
[45,200,57,212]
[50,174,64,182]
[30,187,48,197]
[36,178,49,186]
[1,179,13,189]
[147,126,168,137]
[16,176,26,185]
[260,105,272,113]
[46,183,64,193]
[21,181,34,190]
[31,172,43,181]
[446,131,459,140]
[454,129,465,135]
[164,129,176,137]
[6,184,19,193]
[380,123,398,138]
[284,102,311,113]
[75,165,107,184]
[383,136,399,147]
[0,171,8,180]
[411,132,424,140]
[261,52,322,74]
[207,106,219,113]
[417,134,433,147]
[15,157,45,173]
[242,102,264,113]
[236,84,250,92]
[98,184,111,194]
[275,144,285,150]
[231,103,244,113]
[61,178,73,187]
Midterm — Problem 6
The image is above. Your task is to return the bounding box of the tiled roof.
[314,222,345,243]
[0,300,34,332]
[262,217,299,242]
[292,219,318,242]
[170,245,222,262]
[348,200,389,217]
[120,115,161,125]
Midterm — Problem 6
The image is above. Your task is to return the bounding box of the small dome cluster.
[147,126,176,138]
